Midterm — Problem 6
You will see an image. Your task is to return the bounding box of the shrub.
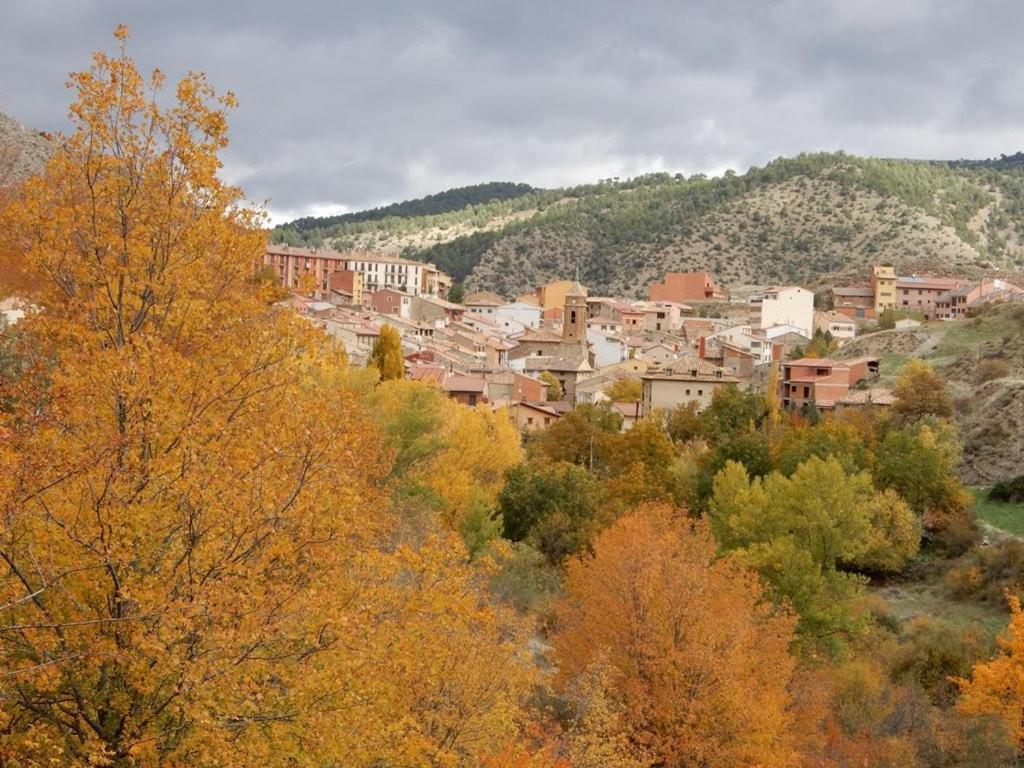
[945,539,1024,604]
[924,503,979,557]
[989,475,1024,503]
[976,358,1010,384]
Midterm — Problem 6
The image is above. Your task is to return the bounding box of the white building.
[494,301,542,331]
[586,327,628,367]
[751,286,814,338]
[813,310,857,343]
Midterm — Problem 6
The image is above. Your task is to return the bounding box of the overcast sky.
[1,1,1022,223]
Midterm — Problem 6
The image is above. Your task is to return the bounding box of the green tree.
[447,281,465,304]
[539,370,562,401]
[369,323,405,380]
[498,461,606,563]
[528,403,622,471]
[709,456,918,652]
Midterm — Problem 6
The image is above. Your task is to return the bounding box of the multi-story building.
[938,279,1024,319]
[813,310,857,343]
[832,285,876,320]
[750,286,814,338]
[870,265,897,315]
[780,356,879,409]
[647,271,729,303]
[264,244,450,300]
[896,276,963,320]
[640,357,739,416]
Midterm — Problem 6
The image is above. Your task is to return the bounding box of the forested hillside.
[278,181,535,235]
[273,153,1024,297]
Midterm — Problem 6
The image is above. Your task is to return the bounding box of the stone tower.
[562,280,587,344]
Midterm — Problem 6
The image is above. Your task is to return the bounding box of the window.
[544,417,551,425]
[685,389,691,396]
[468,394,477,406]
[527,417,534,425]
[570,310,577,324]
[803,386,810,398]
[697,389,703,396]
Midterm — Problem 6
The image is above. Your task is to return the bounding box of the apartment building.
[750,286,814,338]
[264,244,449,300]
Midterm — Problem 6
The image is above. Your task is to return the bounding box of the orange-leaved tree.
[551,504,799,768]
[0,28,535,768]
[956,594,1024,754]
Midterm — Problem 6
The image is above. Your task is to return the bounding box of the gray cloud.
[1,0,1022,222]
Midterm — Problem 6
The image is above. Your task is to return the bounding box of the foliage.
[498,461,606,564]
[369,322,405,380]
[527,402,622,470]
[946,539,1024,606]
[603,377,641,402]
[989,475,1024,504]
[709,457,919,652]
[0,35,538,765]
[878,307,927,330]
[277,181,535,232]
[957,594,1024,754]
[552,505,798,767]
[892,359,953,421]
[804,328,838,358]
[370,379,522,532]
[890,618,993,707]
[538,370,562,401]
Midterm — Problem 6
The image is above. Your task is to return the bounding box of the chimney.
[698,336,706,358]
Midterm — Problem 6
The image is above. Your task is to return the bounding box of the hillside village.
[262,242,1024,435]
[9,22,1024,766]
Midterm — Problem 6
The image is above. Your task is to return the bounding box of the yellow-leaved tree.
[0,28,535,767]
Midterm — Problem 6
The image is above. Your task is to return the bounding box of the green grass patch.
[972,487,1024,537]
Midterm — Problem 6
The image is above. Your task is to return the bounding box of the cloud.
[1,0,1021,222]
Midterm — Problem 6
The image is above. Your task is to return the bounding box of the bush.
[889,618,993,707]
[975,358,1010,384]
[924,503,979,557]
[989,475,1024,503]
[945,539,1024,604]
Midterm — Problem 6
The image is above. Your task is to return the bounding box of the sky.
[1,0,1022,224]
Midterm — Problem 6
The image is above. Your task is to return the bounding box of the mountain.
[279,181,535,233]
[0,110,51,187]
[273,151,1024,298]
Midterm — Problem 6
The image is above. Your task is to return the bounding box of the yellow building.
[536,279,589,310]
[870,265,897,315]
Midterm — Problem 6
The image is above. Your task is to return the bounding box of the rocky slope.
[0,110,51,187]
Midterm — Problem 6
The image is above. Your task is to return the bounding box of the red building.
[648,271,729,303]
[781,357,879,409]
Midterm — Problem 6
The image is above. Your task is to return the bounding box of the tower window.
[570,311,577,324]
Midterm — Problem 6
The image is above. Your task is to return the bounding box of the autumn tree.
[892,358,953,421]
[603,377,641,402]
[527,402,621,471]
[957,595,1024,756]
[369,322,405,380]
[0,31,535,767]
[552,505,798,767]
[370,379,522,535]
[538,370,562,401]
